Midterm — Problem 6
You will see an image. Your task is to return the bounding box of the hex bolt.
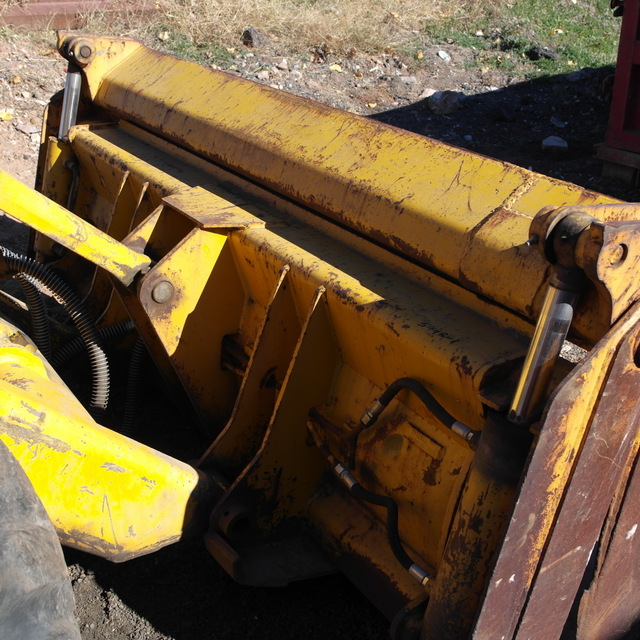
[151,280,174,304]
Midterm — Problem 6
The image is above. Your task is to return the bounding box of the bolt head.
[151,280,174,304]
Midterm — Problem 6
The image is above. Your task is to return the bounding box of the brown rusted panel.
[471,303,640,640]
[0,1,151,29]
[513,330,640,638]
[577,450,640,639]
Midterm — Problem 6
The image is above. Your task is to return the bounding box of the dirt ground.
[0,29,638,640]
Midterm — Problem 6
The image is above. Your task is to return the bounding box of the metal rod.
[58,64,82,140]
[509,268,583,427]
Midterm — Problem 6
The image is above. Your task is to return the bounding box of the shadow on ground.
[372,65,638,202]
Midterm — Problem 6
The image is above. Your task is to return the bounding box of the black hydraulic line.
[351,480,414,574]
[16,273,52,360]
[121,336,147,437]
[360,377,479,448]
[0,247,109,410]
[53,320,135,368]
[308,418,432,586]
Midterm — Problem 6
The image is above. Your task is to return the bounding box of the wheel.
[0,440,81,640]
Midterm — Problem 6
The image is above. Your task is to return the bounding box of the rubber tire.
[0,440,81,640]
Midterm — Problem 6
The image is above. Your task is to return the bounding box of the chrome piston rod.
[509,267,584,427]
[58,64,81,140]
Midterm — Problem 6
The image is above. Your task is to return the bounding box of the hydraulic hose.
[122,336,147,436]
[360,377,479,448]
[53,320,134,368]
[16,273,52,360]
[308,417,432,586]
[0,246,109,410]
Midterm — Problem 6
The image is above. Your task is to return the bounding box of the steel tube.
[509,268,583,426]
[58,64,81,140]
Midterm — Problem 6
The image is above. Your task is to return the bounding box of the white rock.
[427,90,465,115]
[400,76,417,84]
[418,87,437,100]
[542,136,568,153]
[255,69,270,81]
[275,59,289,71]
[437,50,452,62]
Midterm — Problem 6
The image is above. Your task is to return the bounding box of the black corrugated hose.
[16,273,52,360]
[53,320,135,368]
[0,246,110,410]
[122,336,146,436]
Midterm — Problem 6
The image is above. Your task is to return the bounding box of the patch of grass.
[73,0,445,57]
[152,27,233,66]
[5,0,622,78]
[424,0,620,77]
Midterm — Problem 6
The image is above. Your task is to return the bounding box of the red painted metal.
[0,0,148,29]
[598,0,640,177]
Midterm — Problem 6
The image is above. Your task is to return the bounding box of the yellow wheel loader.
[0,32,639,640]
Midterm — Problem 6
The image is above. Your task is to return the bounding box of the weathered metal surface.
[0,0,114,29]
[515,316,640,638]
[57,33,630,343]
[421,413,532,640]
[307,490,426,620]
[471,301,640,639]
[576,444,640,639]
[0,316,216,560]
[8,33,640,640]
[137,226,244,429]
[198,266,301,474]
[0,170,151,285]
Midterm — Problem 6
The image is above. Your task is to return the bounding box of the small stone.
[275,59,289,71]
[525,45,558,61]
[427,90,465,115]
[400,76,417,84]
[255,69,270,81]
[418,87,437,100]
[21,91,31,99]
[542,135,568,154]
[306,80,323,92]
[242,27,267,48]
[15,123,39,135]
[464,134,473,142]
[437,50,451,62]
[550,115,567,129]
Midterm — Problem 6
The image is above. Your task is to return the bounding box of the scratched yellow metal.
[0,317,210,560]
[57,32,142,99]
[0,170,151,285]
[59,35,621,326]
[5,33,638,639]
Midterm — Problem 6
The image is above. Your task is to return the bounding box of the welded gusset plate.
[471,301,640,640]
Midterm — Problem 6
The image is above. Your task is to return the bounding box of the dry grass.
[78,0,447,55]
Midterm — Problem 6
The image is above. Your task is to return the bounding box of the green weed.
[423,0,620,77]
